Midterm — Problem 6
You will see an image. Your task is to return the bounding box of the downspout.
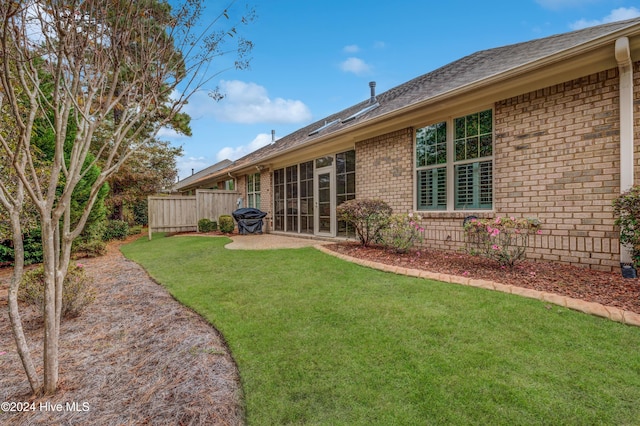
[615,37,635,265]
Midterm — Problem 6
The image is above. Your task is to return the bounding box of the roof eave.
[207,22,640,179]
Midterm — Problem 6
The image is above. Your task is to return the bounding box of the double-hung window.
[416,122,447,210]
[416,109,493,211]
[247,173,261,208]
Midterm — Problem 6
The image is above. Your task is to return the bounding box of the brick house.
[175,18,640,272]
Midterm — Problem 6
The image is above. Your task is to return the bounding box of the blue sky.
[165,0,640,180]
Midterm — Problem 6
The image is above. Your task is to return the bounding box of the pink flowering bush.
[464,216,541,267]
[337,199,393,246]
[379,213,425,253]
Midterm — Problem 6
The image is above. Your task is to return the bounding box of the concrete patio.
[226,233,332,250]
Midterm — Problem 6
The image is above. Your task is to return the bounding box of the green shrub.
[72,216,107,258]
[0,241,14,264]
[336,199,393,246]
[23,228,43,265]
[133,199,148,226]
[0,228,44,265]
[613,186,640,267]
[219,215,235,233]
[379,214,424,253]
[72,239,107,258]
[128,225,143,236]
[464,216,541,268]
[19,263,96,319]
[198,218,218,233]
[102,220,129,241]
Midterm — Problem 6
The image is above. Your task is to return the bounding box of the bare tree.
[0,0,253,395]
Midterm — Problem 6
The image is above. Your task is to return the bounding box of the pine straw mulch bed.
[325,242,640,315]
[0,236,243,426]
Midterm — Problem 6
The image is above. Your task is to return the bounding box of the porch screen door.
[314,166,334,236]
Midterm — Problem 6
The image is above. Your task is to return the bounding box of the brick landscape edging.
[315,245,640,328]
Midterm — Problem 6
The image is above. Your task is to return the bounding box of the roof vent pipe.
[369,81,376,104]
[271,129,275,143]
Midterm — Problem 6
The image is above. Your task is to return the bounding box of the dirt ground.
[0,237,243,426]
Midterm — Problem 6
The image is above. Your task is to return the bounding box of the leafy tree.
[107,140,183,222]
[0,0,254,395]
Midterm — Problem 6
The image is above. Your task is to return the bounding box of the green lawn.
[121,235,640,425]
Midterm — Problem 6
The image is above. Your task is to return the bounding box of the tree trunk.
[41,218,59,395]
[112,202,123,221]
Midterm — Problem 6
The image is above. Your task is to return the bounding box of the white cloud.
[340,57,372,76]
[156,126,189,140]
[209,80,312,124]
[169,82,312,125]
[373,41,386,49]
[343,44,360,53]
[176,156,210,180]
[179,89,215,118]
[570,7,640,30]
[215,132,274,162]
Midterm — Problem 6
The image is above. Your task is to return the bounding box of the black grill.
[232,208,268,235]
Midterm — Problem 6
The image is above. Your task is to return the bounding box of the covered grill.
[232,208,267,235]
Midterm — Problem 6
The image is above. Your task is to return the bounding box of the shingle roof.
[172,159,232,191]
[190,17,640,185]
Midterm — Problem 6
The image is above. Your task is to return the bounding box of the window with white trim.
[336,150,356,237]
[416,109,493,211]
[247,173,261,209]
[416,122,447,210]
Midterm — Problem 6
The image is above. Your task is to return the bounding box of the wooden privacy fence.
[147,189,240,239]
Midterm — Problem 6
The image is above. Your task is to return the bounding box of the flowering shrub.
[336,199,393,246]
[379,213,425,253]
[613,186,640,267]
[464,216,541,267]
[18,263,96,319]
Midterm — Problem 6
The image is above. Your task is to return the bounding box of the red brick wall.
[355,128,414,213]
[494,69,624,270]
[260,170,272,232]
[353,66,639,272]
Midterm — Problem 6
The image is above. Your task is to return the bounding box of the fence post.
[148,195,153,240]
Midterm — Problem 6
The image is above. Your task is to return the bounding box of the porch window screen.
[273,169,285,231]
[299,161,314,234]
[286,165,299,232]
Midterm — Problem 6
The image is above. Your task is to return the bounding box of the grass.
[121,235,640,425]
